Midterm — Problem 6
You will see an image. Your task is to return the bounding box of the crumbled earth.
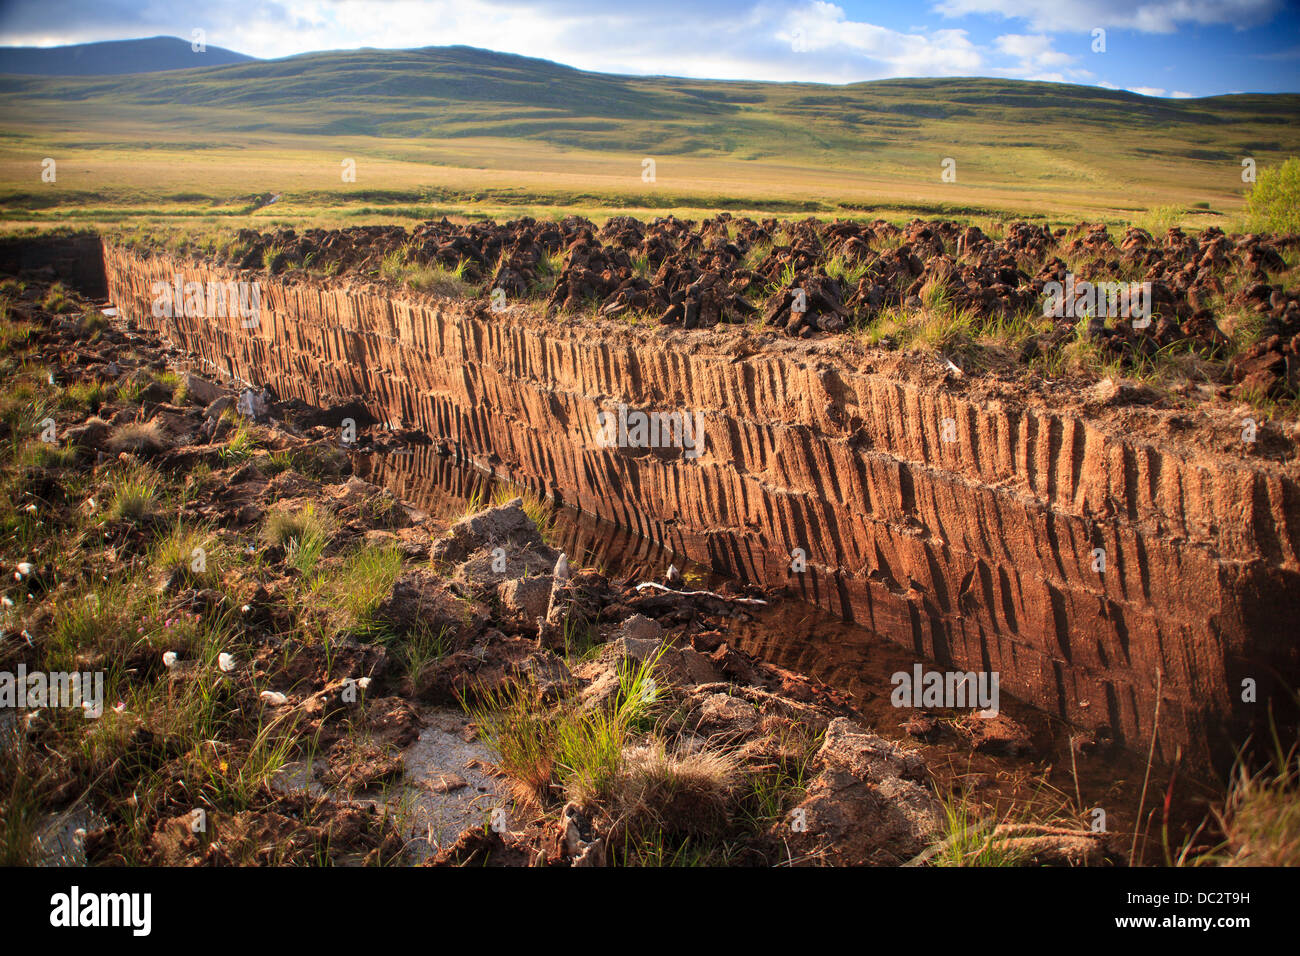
[1,273,1136,866]
[134,214,1300,403]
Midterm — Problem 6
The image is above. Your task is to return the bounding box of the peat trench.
[89,238,1300,786]
[351,447,1224,859]
[10,231,1289,868]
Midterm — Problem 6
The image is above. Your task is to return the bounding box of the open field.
[1,47,1298,232]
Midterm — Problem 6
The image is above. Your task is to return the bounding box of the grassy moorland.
[0,46,1298,232]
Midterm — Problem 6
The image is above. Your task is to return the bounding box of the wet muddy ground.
[354,449,1223,861]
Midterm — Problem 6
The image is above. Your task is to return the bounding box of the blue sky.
[0,0,1297,95]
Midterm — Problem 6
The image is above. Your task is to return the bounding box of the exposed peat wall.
[100,242,1300,772]
[0,234,107,298]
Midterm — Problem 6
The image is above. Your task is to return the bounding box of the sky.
[0,0,1297,95]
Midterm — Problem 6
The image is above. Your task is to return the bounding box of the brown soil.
[0,273,1165,867]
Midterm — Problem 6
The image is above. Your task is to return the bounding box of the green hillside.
[1,44,1297,230]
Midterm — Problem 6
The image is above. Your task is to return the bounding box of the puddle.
[33,805,104,867]
[274,708,513,863]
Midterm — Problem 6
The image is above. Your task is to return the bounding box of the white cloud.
[0,0,1275,92]
[935,0,1279,34]
[931,0,1281,34]
[994,33,1072,66]
[991,32,1077,76]
[1170,90,1196,97]
[1128,85,1166,96]
[777,2,984,77]
[1097,79,1119,88]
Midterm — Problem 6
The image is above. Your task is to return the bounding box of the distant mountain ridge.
[1,42,1294,160]
[0,35,256,75]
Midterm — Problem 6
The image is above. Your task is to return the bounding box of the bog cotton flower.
[259,690,288,706]
[218,653,235,672]
[162,651,178,668]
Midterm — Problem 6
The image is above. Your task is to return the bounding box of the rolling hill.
[0,35,256,76]
[0,41,1297,229]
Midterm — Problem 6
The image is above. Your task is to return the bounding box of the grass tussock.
[217,413,258,464]
[1189,718,1300,867]
[602,740,738,839]
[465,643,666,808]
[106,419,167,456]
[150,520,220,587]
[107,464,161,522]
[302,542,405,639]
[261,504,328,548]
[380,244,476,297]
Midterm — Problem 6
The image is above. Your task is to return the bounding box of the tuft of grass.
[304,542,405,638]
[392,622,451,688]
[58,380,107,413]
[466,642,668,808]
[108,465,160,522]
[40,282,76,315]
[599,739,738,840]
[262,450,294,475]
[562,613,601,664]
[926,788,1037,867]
[739,722,822,830]
[16,439,77,469]
[0,318,31,352]
[44,579,153,672]
[106,419,166,456]
[381,243,477,297]
[1191,718,1300,867]
[194,715,303,810]
[154,370,187,404]
[262,504,332,565]
[824,252,869,287]
[463,679,569,805]
[150,520,218,586]
[115,377,146,404]
[218,414,258,464]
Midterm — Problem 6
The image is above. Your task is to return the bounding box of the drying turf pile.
[122,213,1300,403]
